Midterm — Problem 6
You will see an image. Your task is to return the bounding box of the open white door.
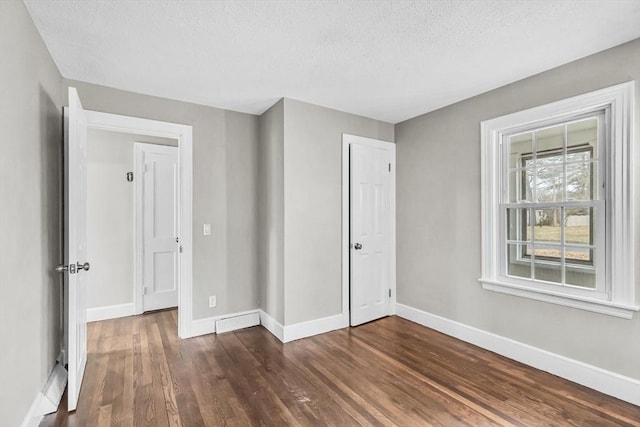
[134,143,180,312]
[350,141,393,326]
[61,87,90,411]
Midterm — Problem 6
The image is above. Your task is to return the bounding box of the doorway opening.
[84,109,194,338]
[85,131,180,322]
[341,134,396,327]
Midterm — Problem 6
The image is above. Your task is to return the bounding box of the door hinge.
[143,286,149,295]
[388,163,391,172]
[389,289,391,298]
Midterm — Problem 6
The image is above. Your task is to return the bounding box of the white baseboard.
[21,353,68,427]
[283,313,347,343]
[41,363,66,413]
[258,310,347,343]
[21,393,45,427]
[190,309,261,337]
[396,303,640,406]
[87,302,136,322]
[195,308,342,341]
[259,310,285,342]
[216,312,260,334]
[190,316,216,337]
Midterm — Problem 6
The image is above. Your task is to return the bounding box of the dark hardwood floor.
[41,309,640,426]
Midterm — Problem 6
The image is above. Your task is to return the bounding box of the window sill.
[478,278,639,319]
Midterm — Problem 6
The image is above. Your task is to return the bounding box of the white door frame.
[341,133,396,326]
[85,110,193,338]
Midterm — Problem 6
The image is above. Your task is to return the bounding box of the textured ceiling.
[24,0,640,123]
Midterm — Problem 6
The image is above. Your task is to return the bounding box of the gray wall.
[258,100,285,323]
[225,111,260,313]
[395,39,640,379]
[283,99,394,325]
[64,80,260,320]
[0,1,63,425]
[86,129,177,310]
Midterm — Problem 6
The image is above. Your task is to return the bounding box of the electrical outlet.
[209,295,217,308]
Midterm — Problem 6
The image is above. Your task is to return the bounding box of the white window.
[480,82,638,318]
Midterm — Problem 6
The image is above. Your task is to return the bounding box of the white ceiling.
[24,0,640,124]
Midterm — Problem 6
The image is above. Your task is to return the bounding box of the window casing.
[480,82,637,318]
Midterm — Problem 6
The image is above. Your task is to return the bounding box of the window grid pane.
[508,124,598,204]
[564,247,597,289]
[506,243,532,279]
[516,204,596,272]
[503,115,600,287]
[531,244,563,284]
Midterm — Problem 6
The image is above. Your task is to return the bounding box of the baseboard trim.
[87,302,136,322]
[216,312,261,334]
[396,303,640,406]
[190,309,261,337]
[258,310,285,342]
[192,308,339,340]
[190,316,216,337]
[21,353,68,427]
[258,311,347,343]
[283,313,347,343]
[21,393,45,427]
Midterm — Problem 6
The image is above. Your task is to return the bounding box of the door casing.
[84,109,194,338]
[341,133,396,326]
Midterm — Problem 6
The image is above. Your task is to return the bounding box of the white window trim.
[479,81,638,319]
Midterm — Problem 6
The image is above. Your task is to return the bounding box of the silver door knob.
[354,243,363,250]
[77,262,90,272]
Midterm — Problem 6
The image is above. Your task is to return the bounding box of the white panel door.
[138,143,179,311]
[350,142,391,326]
[63,87,89,411]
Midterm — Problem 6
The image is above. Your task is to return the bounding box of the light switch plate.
[203,223,211,236]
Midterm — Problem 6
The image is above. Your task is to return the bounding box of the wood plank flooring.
[41,310,640,426]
